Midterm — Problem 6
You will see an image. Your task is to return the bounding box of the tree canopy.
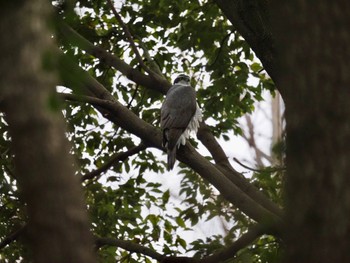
[1,0,350,263]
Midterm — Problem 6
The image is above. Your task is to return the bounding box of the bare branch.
[81,144,147,181]
[127,84,140,109]
[106,0,158,77]
[96,237,198,263]
[244,115,273,165]
[233,157,286,173]
[200,225,266,263]
[136,36,163,76]
[95,223,276,263]
[57,21,169,94]
[95,237,164,261]
[161,257,199,263]
[0,225,26,250]
[207,32,233,68]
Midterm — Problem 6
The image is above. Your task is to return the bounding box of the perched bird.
[161,74,202,170]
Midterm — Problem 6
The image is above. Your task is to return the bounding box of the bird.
[161,74,202,170]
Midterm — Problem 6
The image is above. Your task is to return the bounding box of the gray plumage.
[161,74,202,170]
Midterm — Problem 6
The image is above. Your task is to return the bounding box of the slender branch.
[106,0,156,77]
[59,93,115,109]
[81,143,147,181]
[0,225,26,250]
[244,115,273,165]
[135,35,163,76]
[127,84,140,109]
[200,225,266,263]
[56,21,169,94]
[95,237,164,261]
[207,32,233,68]
[95,223,275,263]
[161,257,199,263]
[234,157,265,172]
[96,237,198,263]
[234,157,286,173]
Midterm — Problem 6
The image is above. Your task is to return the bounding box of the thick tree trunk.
[0,1,96,262]
[216,0,350,261]
[271,2,350,262]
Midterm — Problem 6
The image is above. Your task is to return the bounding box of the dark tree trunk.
[216,0,350,262]
[0,1,96,262]
[271,1,350,262]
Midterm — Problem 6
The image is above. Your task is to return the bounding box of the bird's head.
[173,74,190,85]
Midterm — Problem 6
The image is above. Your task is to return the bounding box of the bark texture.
[0,1,96,262]
[271,2,350,262]
[217,0,350,262]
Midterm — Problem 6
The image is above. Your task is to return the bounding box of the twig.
[106,0,156,77]
[59,93,116,109]
[0,225,26,250]
[233,157,263,172]
[233,157,286,173]
[135,36,163,76]
[243,115,273,165]
[127,84,140,109]
[57,21,170,94]
[200,224,266,263]
[207,32,232,68]
[95,237,164,261]
[96,237,198,263]
[81,143,147,181]
[59,93,148,180]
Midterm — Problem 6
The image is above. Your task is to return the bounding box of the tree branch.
[0,225,26,250]
[80,143,147,181]
[106,0,157,77]
[234,157,286,173]
[96,237,164,261]
[136,36,163,76]
[200,224,266,263]
[96,237,198,263]
[207,32,233,68]
[95,223,274,263]
[244,114,273,165]
[57,21,169,93]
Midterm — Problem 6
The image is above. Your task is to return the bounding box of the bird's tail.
[167,147,177,171]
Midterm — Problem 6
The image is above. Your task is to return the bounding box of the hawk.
[161,74,202,170]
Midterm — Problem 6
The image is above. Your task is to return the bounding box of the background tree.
[1,0,349,262]
[0,1,96,262]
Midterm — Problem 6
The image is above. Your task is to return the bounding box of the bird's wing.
[161,85,196,129]
[161,85,197,148]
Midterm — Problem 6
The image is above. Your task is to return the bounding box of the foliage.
[0,0,283,262]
